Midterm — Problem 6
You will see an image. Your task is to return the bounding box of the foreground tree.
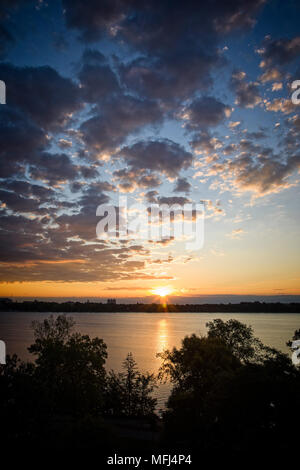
[0,315,111,448]
[206,318,279,363]
[29,315,108,416]
[106,353,157,417]
[158,319,300,458]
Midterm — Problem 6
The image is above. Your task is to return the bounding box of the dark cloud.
[158,196,191,206]
[182,96,231,130]
[78,165,100,180]
[228,153,300,195]
[28,152,79,186]
[259,35,300,67]
[0,63,81,130]
[173,177,191,193]
[245,130,267,140]
[230,70,261,108]
[78,181,114,212]
[63,0,264,103]
[210,150,300,196]
[0,106,47,178]
[145,190,159,204]
[1,180,54,200]
[78,49,120,103]
[63,0,264,46]
[62,0,131,42]
[117,139,193,178]
[223,143,237,155]
[0,189,48,214]
[119,52,222,103]
[77,191,110,216]
[190,131,221,156]
[80,95,162,156]
[0,210,151,282]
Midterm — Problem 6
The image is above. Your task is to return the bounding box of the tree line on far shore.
[1,298,300,313]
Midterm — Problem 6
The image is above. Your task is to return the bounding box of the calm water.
[0,311,299,409]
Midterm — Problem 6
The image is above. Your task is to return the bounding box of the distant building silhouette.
[107,298,116,305]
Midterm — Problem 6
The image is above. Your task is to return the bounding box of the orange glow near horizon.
[151,286,174,297]
[0,277,300,299]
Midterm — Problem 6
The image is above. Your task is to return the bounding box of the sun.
[151,286,173,297]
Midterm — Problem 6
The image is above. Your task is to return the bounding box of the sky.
[0,0,300,300]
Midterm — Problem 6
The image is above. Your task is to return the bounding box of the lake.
[0,311,299,410]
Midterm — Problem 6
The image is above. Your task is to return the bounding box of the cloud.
[2,0,298,286]
[58,139,73,149]
[0,106,48,178]
[229,121,241,128]
[259,67,282,83]
[213,152,300,196]
[259,36,300,67]
[230,70,262,108]
[144,191,193,210]
[80,95,162,156]
[117,139,193,178]
[157,196,191,206]
[182,96,231,130]
[222,143,237,155]
[228,228,245,239]
[265,98,296,114]
[63,0,264,103]
[271,82,282,91]
[173,178,191,193]
[62,0,264,45]
[113,168,161,193]
[0,189,49,215]
[190,131,222,156]
[119,52,222,103]
[62,0,128,42]
[78,49,120,103]
[145,190,159,204]
[0,211,154,281]
[0,63,81,130]
[28,152,79,186]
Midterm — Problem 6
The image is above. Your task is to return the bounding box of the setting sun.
[151,287,173,297]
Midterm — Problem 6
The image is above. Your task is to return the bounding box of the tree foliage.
[158,320,300,457]
[206,318,279,363]
[0,315,157,449]
[106,352,157,416]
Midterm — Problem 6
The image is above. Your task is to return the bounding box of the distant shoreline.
[1,299,299,313]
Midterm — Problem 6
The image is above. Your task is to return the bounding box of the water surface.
[1,311,299,409]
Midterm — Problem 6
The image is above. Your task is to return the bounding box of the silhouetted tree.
[106,353,157,416]
[157,335,239,439]
[158,319,300,458]
[28,315,108,416]
[206,318,280,363]
[0,315,111,448]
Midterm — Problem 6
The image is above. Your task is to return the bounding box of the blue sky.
[0,0,300,298]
